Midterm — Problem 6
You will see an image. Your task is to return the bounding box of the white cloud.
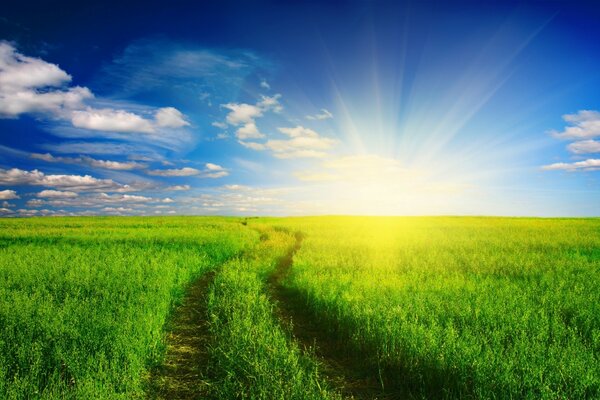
[236,122,265,139]
[147,167,201,177]
[238,141,266,150]
[306,108,333,121]
[1,87,93,118]
[542,159,600,171]
[0,189,19,200]
[155,107,190,128]
[544,110,600,172]
[0,41,92,118]
[180,184,292,214]
[31,152,147,170]
[551,110,600,140]
[205,163,222,171]
[45,141,157,157]
[257,94,282,113]
[260,80,270,89]
[0,42,70,88]
[202,163,228,178]
[99,193,153,202]
[278,126,319,138]
[264,126,337,158]
[102,207,134,213]
[223,103,263,125]
[26,199,45,207]
[235,125,336,158]
[37,189,78,198]
[27,192,175,211]
[0,42,191,146]
[165,184,190,191]
[84,157,145,170]
[567,140,600,154]
[147,163,228,178]
[0,168,124,191]
[220,95,283,140]
[71,108,155,133]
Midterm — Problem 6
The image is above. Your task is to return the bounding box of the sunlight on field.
[0,216,598,399]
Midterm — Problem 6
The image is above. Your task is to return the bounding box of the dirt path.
[267,232,398,400]
[148,271,215,399]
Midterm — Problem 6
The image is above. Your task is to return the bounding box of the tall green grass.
[206,226,339,399]
[2,216,599,399]
[0,217,256,399]
[277,217,600,398]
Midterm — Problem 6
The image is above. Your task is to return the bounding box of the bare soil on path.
[148,271,215,400]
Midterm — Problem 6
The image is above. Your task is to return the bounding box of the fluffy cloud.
[0,42,93,118]
[257,94,282,113]
[0,42,190,140]
[99,193,153,202]
[1,87,93,118]
[306,108,333,121]
[26,199,45,207]
[179,184,292,214]
[31,152,146,170]
[155,107,190,128]
[223,103,263,125]
[0,189,19,200]
[220,94,282,141]
[544,110,600,172]
[102,207,134,214]
[551,110,600,140]
[264,126,337,158]
[165,184,191,191]
[0,42,71,88]
[147,167,202,177]
[37,190,78,198]
[542,159,600,172]
[200,163,229,178]
[238,141,266,150]
[147,163,228,178]
[567,140,600,154]
[0,168,123,191]
[236,122,264,139]
[71,108,155,133]
[237,125,336,158]
[24,192,176,215]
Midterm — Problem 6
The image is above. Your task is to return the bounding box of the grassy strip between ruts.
[205,225,341,399]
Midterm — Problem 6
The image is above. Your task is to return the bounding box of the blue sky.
[1,0,600,217]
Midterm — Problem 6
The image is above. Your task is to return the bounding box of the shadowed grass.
[267,231,398,399]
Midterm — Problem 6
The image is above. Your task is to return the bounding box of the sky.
[1,0,600,217]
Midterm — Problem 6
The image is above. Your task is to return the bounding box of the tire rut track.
[267,231,396,400]
[148,270,215,400]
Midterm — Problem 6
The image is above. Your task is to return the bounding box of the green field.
[0,217,599,399]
